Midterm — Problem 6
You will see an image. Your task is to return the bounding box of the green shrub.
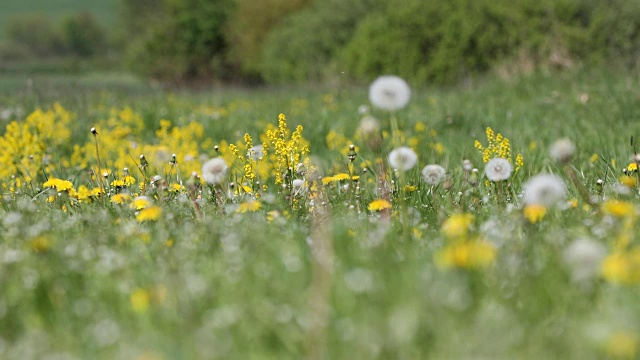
[4,14,66,57]
[124,0,233,84]
[225,0,311,79]
[61,12,106,58]
[259,0,381,83]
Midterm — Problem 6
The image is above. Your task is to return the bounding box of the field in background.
[2,68,640,358]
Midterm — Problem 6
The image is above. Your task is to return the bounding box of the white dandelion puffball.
[523,173,566,207]
[201,157,228,185]
[358,115,380,135]
[292,179,305,194]
[388,147,418,171]
[422,164,446,185]
[484,158,512,181]
[249,145,263,160]
[563,238,606,282]
[369,75,411,111]
[550,138,575,164]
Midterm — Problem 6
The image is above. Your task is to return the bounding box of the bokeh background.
[2,0,640,87]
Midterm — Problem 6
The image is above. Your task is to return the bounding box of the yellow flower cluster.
[474,127,523,172]
[264,113,310,185]
[0,104,71,189]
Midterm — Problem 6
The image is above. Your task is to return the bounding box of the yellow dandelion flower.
[91,187,103,198]
[30,236,51,253]
[404,184,417,192]
[619,175,637,188]
[601,200,636,218]
[170,184,183,192]
[43,178,74,192]
[606,331,639,359]
[523,204,547,223]
[441,213,474,239]
[130,289,150,313]
[237,200,261,213]
[332,173,350,181]
[435,239,496,270]
[136,206,162,222]
[368,199,392,211]
[601,250,640,284]
[165,239,174,247]
[627,162,638,173]
[351,175,360,181]
[110,193,132,204]
[131,196,152,210]
[123,175,136,186]
[110,179,125,188]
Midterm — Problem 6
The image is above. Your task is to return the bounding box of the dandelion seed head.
[563,238,606,282]
[358,116,380,135]
[388,147,418,171]
[550,138,575,163]
[523,173,566,207]
[484,158,512,181]
[369,76,411,111]
[421,164,446,185]
[201,157,228,185]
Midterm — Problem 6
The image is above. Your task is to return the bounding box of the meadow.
[1,68,640,359]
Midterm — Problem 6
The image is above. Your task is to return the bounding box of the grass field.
[2,68,640,359]
[0,0,119,39]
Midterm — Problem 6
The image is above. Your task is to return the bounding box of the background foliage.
[2,0,640,85]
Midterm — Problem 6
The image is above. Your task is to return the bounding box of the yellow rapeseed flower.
[368,199,392,211]
[136,206,162,222]
[523,204,547,223]
[441,213,474,239]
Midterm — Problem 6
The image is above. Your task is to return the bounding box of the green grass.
[0,0,119,39]
[2,68,640,359]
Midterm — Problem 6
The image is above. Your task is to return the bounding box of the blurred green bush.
[4,14,66,58]
[61,12,106,58]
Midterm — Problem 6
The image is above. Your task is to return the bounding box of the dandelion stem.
[564,164,594,205]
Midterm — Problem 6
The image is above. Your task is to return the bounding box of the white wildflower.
[369,75,411,111]
[358,116,380,136]
[248,145,263,160]
[201,158,228,185]
[563,238,606,282]
[550,138,575,164]
[523,173,566,207]
[484,158,512,181]
[421,164,446,185]
[388,147,418,171]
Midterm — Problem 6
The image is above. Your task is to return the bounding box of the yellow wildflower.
[368,199,392,211]
[110,179,125,188]
[441,213,474,239]
[131,196,152,210]
[130,289,150,313]
[601,249,640,284]
[43,178,74,192]
[237,200,261,213]
[435,239,496,270]
[606,331,639,359]
[619,175,637,188]
[523,204,547,223]
[111,193,132,204]
[30,236,51,253]
[136,206,162,222]
[601,200,636,218]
